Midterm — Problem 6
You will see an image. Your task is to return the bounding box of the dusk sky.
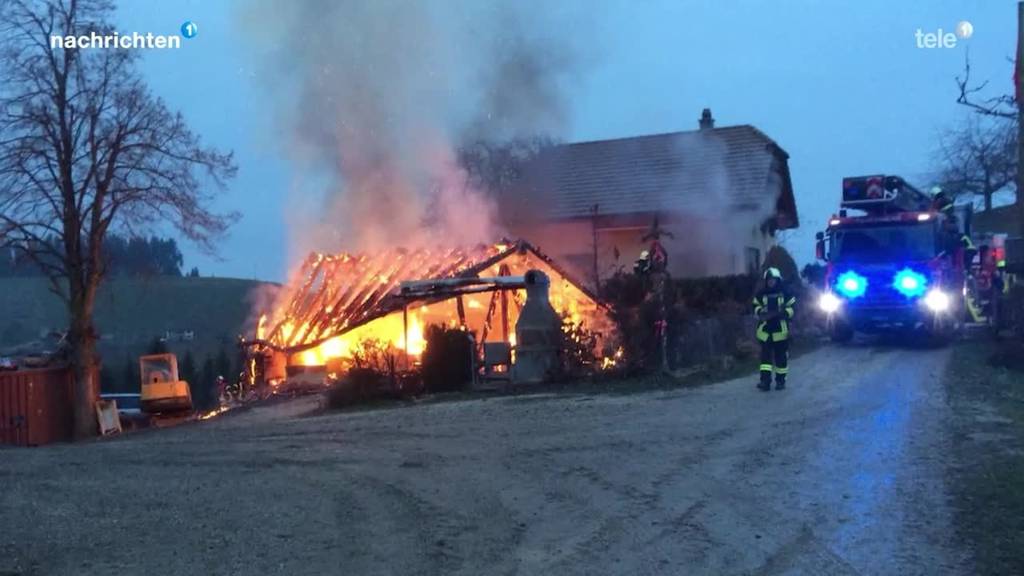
[116,1,1017,282]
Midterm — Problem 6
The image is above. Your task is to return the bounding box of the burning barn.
[245,240,615,389]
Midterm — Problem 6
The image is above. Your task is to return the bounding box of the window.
[830,222,937,262]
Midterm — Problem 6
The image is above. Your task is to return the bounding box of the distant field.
[0,276,276,385]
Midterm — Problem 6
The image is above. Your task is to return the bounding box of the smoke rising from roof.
[237,0,591,260]
[660,128,783,276]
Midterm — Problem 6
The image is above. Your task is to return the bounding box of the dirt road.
[1,344,972,575]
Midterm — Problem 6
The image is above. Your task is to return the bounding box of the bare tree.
[0,0,237,437]
[954,52,1022,227]
[457,135,557,193]
[935,115,1018,212]
[955,54,1017,120]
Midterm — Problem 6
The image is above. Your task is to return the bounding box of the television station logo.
[50,20,198,50]
[915,20,973,49]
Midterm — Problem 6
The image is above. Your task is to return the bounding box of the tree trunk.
[985,190,993,212]
[69,294,99,439]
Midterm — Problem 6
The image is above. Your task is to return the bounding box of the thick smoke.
[659,129,780,276]
[237,0,586,260]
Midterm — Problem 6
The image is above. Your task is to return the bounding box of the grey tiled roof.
[521,125,792,222]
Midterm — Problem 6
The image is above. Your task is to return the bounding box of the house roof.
[512,125,798,229]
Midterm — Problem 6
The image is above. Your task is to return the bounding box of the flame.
[291,310,427,366]
[599,347,625,370]
[398,314,426,356]
[259,241,616,373]
[280,322,296,342]
[199,406,230,420]
[256,314,267,340]
[300,348,320,366]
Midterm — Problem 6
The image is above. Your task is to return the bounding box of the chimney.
[513,270,560,384]
[699,108,714,130]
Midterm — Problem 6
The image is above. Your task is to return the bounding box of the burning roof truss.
[258,240,606,356]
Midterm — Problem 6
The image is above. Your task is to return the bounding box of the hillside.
[0,276,276,390]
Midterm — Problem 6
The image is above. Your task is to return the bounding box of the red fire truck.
[814,175,970,342]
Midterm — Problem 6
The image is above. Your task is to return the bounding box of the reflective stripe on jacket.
[753,290,796,342]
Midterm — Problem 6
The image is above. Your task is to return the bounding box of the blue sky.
[116,1,1017,281]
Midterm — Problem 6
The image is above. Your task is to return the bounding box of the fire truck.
[814,175,970,342]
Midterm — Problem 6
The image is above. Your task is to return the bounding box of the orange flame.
[199,406,230,420]
[292,310,428,366]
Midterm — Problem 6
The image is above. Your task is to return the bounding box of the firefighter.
[635,250,651,275]
[932,187,976,257]
[215,375,227,404]
[931,186,954,216]
[753,267,796,391]
[994,258,1009,294]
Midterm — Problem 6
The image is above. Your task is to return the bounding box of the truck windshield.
[830,223,936,262]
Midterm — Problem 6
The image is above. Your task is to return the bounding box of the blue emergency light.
[892,268,928,298]
[836,270,867,299]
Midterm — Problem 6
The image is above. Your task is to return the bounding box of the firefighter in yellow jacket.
[753,267,796,391]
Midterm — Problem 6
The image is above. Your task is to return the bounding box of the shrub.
[351,338,400,378]
[802,263,827,289]
[603,272,676,373]
[325,375,360,409]
[603,271,764,373]
[559,316,600,378]
[324,339,403,409]
[673,274,757,314]
[421,325,474,393]
[764,245,799,282]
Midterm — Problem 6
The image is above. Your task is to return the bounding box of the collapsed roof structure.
[253,240,613,367]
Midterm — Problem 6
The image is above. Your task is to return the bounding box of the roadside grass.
[529,335,821,397]
[945,339,1024,576]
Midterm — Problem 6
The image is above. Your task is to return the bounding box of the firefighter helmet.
[764,267,782,280]
[930,186,943,197]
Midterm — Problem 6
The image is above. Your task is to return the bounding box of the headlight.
[835,271,867,299]
[923,289,950,312]
[818,292,842,313]
[893,268,928,298]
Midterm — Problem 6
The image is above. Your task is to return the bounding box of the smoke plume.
[237,0,588,260]
[658,129,781,276]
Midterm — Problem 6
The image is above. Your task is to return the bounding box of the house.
[502,109,798,283]
[972,203,1022,236]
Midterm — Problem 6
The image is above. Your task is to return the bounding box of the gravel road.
[1,343,972,575]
